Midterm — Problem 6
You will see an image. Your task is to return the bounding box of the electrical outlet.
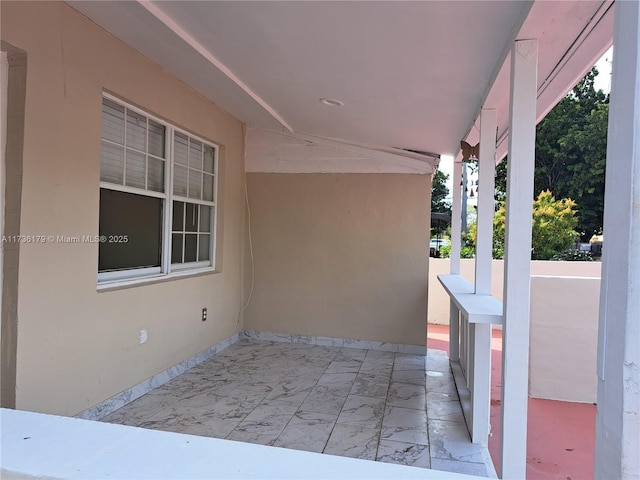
[139,329,148,344]
[202,308,207,322]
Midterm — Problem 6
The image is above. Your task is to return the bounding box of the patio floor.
[100,339,493,477]
[427,324,596,480]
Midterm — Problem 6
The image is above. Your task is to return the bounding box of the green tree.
[494,158,507,203]
[558,103,607,239]
[534,67,608,240]
[530,191,579,259]
[431,170,451,214]
[491,190,579,260]
[495,69,608,240]
[431,169,451,237]
[492,204,506,259]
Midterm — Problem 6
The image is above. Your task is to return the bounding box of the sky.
[438,46,614,203]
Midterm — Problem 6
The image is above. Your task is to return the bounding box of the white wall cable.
[238,125,255,325]
[241,177,255,313]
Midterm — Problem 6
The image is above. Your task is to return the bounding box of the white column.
[449,300,460,362]
[469,108,497,446]
[450,160,463,274]
[461,166,468,234]
[500,39,537,480]
[475,108,497,295]
[595,1,640,478]
[449,160,463,362]
[0,51,7,320]
[470,322,491,445]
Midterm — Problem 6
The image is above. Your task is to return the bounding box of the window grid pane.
[101,99,125,144]
[203,145,215,174]
[173,132,216,203]
[100,141,124,184]
[188,169,202,199]
[184,234,198,263]
[126,111,147,152]
[101,100,166,194]
[125,149,146,189]
[203,174,214,201]
[198,234,210,261]
[148,120,166,158]
[171,233,183,264]
[189,139,203,170]
[171,201,213,265]
[173,165,188,197]
[174,132,188,165]
[147,157,165,192]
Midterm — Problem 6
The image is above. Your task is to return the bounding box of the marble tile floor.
[101,340,492,477]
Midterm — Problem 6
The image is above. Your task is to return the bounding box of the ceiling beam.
[137,0,294,133]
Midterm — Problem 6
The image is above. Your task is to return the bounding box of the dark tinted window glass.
[171,233,183,264]
[173,201,184,231]
[185,203,198,232]
[184,234,198,262]
[99,189,162,272]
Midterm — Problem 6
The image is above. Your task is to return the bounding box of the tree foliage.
[494,158,507,203]
[534,68,608,240]
[431,170,451,214]
[465,191,579,260]
[493,68,608,241]
[431,169,451,237]
[530,190,579,259]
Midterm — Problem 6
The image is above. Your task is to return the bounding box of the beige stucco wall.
[1,2,245,416]
[244,173,429,346]
[529,276,599,403]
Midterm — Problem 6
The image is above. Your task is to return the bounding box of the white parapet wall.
[428,259,601,325]
[428,258,601,403]
[529,275,600,403]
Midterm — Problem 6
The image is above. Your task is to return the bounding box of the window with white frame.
[98,95,217,283]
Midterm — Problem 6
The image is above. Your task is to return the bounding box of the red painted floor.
[427,324,596,480]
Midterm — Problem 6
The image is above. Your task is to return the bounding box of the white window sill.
[97,267,217,292]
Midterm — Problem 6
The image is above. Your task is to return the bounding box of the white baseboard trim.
[241,330,427,355]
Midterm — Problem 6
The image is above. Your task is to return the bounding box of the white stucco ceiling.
[68,0,613,166]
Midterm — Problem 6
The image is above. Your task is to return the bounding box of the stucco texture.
[243,173,429,346]
[1,1,245,416]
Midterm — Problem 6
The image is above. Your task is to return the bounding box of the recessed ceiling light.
[319,98,344,107]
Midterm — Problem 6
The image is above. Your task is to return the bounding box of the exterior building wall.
[244,173,430,346]
[1,1,246,416]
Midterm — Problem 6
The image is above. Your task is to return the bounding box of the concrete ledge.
[437,275,503,325]
[1,408,483,480]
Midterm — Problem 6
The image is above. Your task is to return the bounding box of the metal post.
[461,165,468,234]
